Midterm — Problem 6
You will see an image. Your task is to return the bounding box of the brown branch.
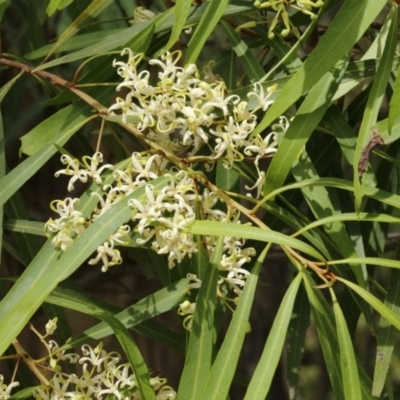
[0,57,108,114]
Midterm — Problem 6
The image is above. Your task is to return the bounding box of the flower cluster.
[254,0,324,39]
[109,49,277,170]
[44,50,284,326]
[46,151,255,278]
[0,375,19,399]
[4,319,176,400]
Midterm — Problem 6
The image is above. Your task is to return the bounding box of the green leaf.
[34,18,154,70]
[57,279,188,349]
[9,387,35,399]
[253,0,387,136]
[286,283,310,400]
[293,212,400,239]
[221,19,264,83]
[291,149,368,291]
[97,314,156,400]
[331,288,363,400]
[0,144,55,209]
[388,57,400,133]
[244,272,302,399]
[328,257,400,270]
[0,111,4,267]
[46,0,73,16]
[302,272,344,399]
[3,220,45,236]
[353,5,398,211]
[216,161,239,192]
[0,175,171,356]
[372,266,400,397]
[163,0,192,53]
[337,277,400,332]
[263,56,348,196]
[261,177,400,212]
[200,246,268,400]
[44,0,114,60]
[0,71,24,103]
[189,220,325,261]
[184,0,229,64]
[177,237,223,399]
[20,103,95,156]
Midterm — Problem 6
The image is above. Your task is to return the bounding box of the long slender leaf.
[372,265,400,396]
[0,175,171,355]
[44,0,113,61]
[184,0,229,64]
[253,0,387,136]
[177,237,223,399]
[243,272,302,399]
[96,314,156,400]
[190,219,325,260]
[286,283,310,400]
[163,0,192,53]
[200,246,269,400]
[263,56,348,196]
[354,5,398,211]
[221,19,264,83]
[302,272,344,399]
[337,277,400,332]
[56,278,188,349]
[331,288,362,400]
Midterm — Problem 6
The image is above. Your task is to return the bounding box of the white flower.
[88,242,122,272]
[45,317,58,336]
[0,375,19,399]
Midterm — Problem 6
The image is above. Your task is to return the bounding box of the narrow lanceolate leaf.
[0,144,55,209]
[372,242,400,397]
[97,315,156,400]
[353,6,398,212]
[286,283,310,400]
[263,57,348,196]
[221,19,264,83]
[0,71,23,103]
[372,267,400,397]
[330,288,362,400]
[261,177,400,212]
[189,220,325,261]
[253,0,387,136]
[302,273,344,400]
[243,272,302,399]
[200,246,269,400]
[336,277,400,332]
[388,57,400,133]
[0,111,4,267]
[3,220,45,236]
[61,279,189,349]
[0,175,170,356]
[44,0,113,61]
[20,102,99,156]
[177,237,223,400]
[184,0,229,64]
[46,0,73,16]
[163,0,192,53]
[34,18,155,70]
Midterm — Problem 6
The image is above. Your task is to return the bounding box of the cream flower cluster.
[0,375,19,399]
[3,319,176,400]
[33,342,176,399]
[254,0,324,39]
[109,49,277,170]
[45,152,255,278]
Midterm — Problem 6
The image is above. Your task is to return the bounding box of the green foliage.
[1,0,400,398]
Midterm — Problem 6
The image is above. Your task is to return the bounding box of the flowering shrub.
[1,1,399,399]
